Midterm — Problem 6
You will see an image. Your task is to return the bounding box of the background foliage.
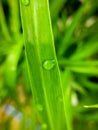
[0,0,98,130]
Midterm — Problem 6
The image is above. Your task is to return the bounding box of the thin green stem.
[67,66,98,76]
[7,0,20,36]
[59,59,98,67]
[4,37,23,89]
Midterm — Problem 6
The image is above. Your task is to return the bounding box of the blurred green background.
[0,0,98,130]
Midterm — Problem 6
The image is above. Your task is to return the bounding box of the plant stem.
[7,0,20,36]
[59,59,98,67]
[4,37,23,89]
[67,66,98,76]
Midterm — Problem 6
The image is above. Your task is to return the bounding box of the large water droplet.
[36,104,43,111]
[41,123,47,130]
[43,60,56,70]
[21,0,30,6]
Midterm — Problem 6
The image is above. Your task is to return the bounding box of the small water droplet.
[41,123,47,130]
[22,0,30,6]
[36,104,43,111]
[43,60,56,70]
[57,95,63,102]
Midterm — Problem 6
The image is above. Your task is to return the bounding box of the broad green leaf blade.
[20,0,67,130]
[22,60,31,95]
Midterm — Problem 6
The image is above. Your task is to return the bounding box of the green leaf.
[57,4,86,57]
[71,41,98,60]
[50,0,67,21]
[20,0,67,129]
[61,70,73,130]
[7,0,20,36]
[77,76,98,91]
[67,66,98,76]
[4,37,23,89]
[0,1,11,41]
[84,104,98,108]
[59,59,98,67]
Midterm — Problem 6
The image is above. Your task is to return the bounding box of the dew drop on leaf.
[43,60,56,70]
[21,0,30,6]
[57,95,63,102]
[36,104,43,111]
[41,123,47,130]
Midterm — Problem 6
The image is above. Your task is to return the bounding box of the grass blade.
[20,0,67,129]
[50,0,67,21]
[61,70,72,130]
[84,104,98,108]
[0,1,11,41]
[77,76,98,91]
[67,66,98,76]
[71,41,98,60]
[4,37,23,89]
[59,59,98,67]
[7,0,20,36]
[57,4,86,56]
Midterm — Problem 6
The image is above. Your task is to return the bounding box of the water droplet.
[36,104,43,111]
[22,0,30,6]
[41,123,47,130]
[43,60,56,70]
[57,95,63,102]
